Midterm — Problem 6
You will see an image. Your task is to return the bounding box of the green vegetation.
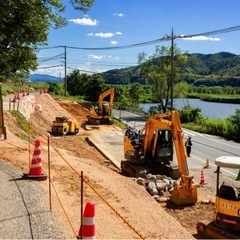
[0,0,94,84]
[137,45,188,111]
[101,52,240,88]
[11,110,37,141]
[180,105,240,142]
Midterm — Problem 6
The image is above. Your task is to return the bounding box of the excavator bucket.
[170,184,198,206]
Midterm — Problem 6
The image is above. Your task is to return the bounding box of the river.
[139,98,240,120]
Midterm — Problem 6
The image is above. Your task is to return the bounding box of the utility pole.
[170,28,174,111]
[64,45,67,96]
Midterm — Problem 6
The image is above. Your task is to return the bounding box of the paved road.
[110,109,240,179]
[0,160,65,239]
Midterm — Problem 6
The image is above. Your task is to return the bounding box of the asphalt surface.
[0,160,65,239]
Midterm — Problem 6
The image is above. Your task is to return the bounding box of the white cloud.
[183,36,221,41]
[68,16,99,26]
[88,32,122,38]
[87,54,105,60]
[111,41,118,45]
[113,13,125,17]
[95,32,114,38]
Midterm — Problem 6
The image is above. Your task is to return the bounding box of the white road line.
[192,155,237,177]
[184,129,240,150]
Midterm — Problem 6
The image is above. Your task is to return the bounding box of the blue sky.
[33,0,240,77]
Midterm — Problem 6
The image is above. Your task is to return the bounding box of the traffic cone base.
[22,172,47,180]
[22,139,47,181]
[199,170,207,185]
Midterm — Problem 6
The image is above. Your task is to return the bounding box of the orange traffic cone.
[22,139,47,180]
[22,90,26,97]
[199,170,207,185]
[77,201,95,239]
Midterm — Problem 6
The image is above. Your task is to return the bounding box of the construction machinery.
[196,156,240,239]
[87,88,114,125]
[121,110,197,206]
[51,116,79,135]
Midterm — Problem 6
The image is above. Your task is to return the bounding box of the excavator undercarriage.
[121,158,180,179]
[196,221,240,239]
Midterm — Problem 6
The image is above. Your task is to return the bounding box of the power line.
[37,24,240,52]
[36,65,62,70]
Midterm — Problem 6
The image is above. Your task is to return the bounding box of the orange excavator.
[87,88,115,125]
[121,110,197,206]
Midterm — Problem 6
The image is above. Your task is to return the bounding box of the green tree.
[138,45,188,112]
[66,70,105,101]
[0,0,94,83]
[66,70,89,96]
[127,83,143,105]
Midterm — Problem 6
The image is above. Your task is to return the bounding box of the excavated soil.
[1,93,216,239]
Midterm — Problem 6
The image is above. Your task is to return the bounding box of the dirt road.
[1,93,216,239]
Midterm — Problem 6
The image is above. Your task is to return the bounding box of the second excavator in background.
[87,87,115,125]
[121,110,198,206]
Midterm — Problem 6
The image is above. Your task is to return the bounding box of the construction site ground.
[0,93,218,239]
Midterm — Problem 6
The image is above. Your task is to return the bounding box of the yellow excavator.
[87,88,115,125]
[121,110,197,206]
[196,156,240,239]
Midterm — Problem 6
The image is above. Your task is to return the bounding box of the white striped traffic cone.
[78,201,95,239]
[22,139,47,180]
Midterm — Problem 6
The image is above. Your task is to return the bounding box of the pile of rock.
[133,173,180,203]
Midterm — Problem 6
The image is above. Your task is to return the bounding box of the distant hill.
[30,74,63,83]
[101,52,240,87]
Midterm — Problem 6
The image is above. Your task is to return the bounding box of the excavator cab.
[151,130,173,161]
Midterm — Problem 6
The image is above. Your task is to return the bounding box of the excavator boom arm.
[97,88,115,111]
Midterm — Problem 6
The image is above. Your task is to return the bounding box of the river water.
[139,98,240,120]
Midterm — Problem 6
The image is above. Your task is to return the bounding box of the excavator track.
[196,221,240,239]
[121,161,147,178]
[121,161,180,180]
